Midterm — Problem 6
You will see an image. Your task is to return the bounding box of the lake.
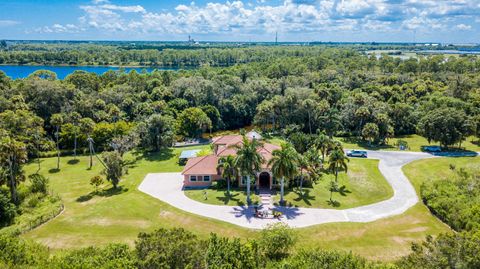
[0,65,182,79]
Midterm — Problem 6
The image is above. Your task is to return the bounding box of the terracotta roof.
[212,135,243,146]
[181,155,219,175]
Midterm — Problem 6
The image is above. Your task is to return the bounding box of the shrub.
[135,228,203,269]
[0,189,15,227]
[259,223,297,260]
[28,173,49,194]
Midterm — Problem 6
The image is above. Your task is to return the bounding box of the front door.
[259,172,270,189]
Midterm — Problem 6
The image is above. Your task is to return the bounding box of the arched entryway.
[259,172,270,189]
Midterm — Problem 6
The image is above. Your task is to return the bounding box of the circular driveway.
[139,151,438,229]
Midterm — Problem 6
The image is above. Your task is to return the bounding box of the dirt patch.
[159,210,173,217]
[82,218,150,228]
[401,226,428,233]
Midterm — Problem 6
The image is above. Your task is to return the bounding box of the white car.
[346,150,368,158]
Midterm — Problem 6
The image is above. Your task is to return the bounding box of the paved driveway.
[138,151,437,229]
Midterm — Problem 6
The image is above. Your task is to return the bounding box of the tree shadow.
[291,188,316,206]
[48,168,60,174]
[327,199,341,207]
[337,185,351,196]
[76,186,129,203]
[67,159,80,165]
[340,137,395,150]
[216,192,245,206]
[131,148,175,163]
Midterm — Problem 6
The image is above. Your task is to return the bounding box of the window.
[203,175,210,181]
[190,175,197,182]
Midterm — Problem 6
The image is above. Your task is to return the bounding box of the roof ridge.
[182,155,213,175]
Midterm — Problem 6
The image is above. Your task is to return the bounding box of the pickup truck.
[346,150,368,158]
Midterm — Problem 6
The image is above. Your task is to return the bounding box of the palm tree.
[268,143,298,205]
[217,155,237,195]
[50,113,64,170]
[315,133,331,161]
[327,149,349,183]
[297,153,308,195]
[232,136,264,204]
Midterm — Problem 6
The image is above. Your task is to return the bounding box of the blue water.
[0,65,181,79]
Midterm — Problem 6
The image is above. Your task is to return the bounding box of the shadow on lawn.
[291,189,316,206]
[131,149,175,162]
[339,137,396,150]
[216,192,245,206]
[76,186,129,202]
[67,159,80,165]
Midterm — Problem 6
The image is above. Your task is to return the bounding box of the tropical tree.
[327,149,349,183]
[0,136,27,204]
[362,122,379,145]
[79,118,95,169]
[268,143,298,205]
[217,155,237,195]
[50,113,64,170]
[315,133,331,161]
[231,136,264,204]
[69,112,81,160]
[101,151,123,189]
[176,107,212,138]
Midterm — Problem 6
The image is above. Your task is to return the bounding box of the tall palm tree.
[315,133,331,161]
[268,143,298,205]
[232,136,264,204]
[327,149,349,183]
[217,155,237,195]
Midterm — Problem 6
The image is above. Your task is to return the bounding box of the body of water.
[0,65,182,79]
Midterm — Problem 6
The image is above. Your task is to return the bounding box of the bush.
[279,248,384,269]
[0,234,49,267]
[0,189,15,227]
[259,223,297,260]
[28,173,49,194]
[398,232,480,269]
[49,243,136,269]
[135,228,204,269]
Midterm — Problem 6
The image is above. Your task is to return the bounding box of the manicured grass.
[185,186,260,206]
[19,146,453,261]
[273,159,393,209]
[22,146,258,249]
[338,134,480,152]
[403,156,480,193]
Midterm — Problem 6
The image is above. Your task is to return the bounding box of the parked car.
[422,145,442,152]
[346,150,368,158]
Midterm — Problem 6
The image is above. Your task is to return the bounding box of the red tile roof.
[181,135,281,175]
[181,155,219,175]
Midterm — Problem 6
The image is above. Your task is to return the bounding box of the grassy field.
[273,159,393,209]
[185,187,260,206]
[19,146,454,261]
[403,156,480,193]
[338,134,480,152]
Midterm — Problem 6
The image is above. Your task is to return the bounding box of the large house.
[181,132,281,189]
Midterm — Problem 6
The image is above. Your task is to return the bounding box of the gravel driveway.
[138,151,437,229]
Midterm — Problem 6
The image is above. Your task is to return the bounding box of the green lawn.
[17,146,455,261]
[274,159,393,209]
[403,156,480,193]
[185,186,260,206]
[338,134,480,152]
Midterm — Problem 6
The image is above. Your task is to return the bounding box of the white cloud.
[33,0,480,37]
[0,20,20,27]
[456,23,471,30]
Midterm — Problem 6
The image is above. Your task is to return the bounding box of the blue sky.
[0,0,479,43]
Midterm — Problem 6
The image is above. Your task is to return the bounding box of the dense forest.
[1,44,480,268]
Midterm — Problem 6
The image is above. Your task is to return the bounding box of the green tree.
[217,155,237,195]
[0,188,15,227]
[90,175,104,193]
[79,118,95,169]
[259,223,296,260]
[417,107,473,148]
[268,143,298,205]
[0,136,27,204]
[328,149,349,183]
[315,133,332,161]
[101,151,123,189]
[50,113,64,170]
[140,114,175,151]
[135,228,203,269]
[362,122,379,145]
[232,136,264,204]
[176,107,212,138]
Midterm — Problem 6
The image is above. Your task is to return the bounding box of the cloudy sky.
[0,0,479,42]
